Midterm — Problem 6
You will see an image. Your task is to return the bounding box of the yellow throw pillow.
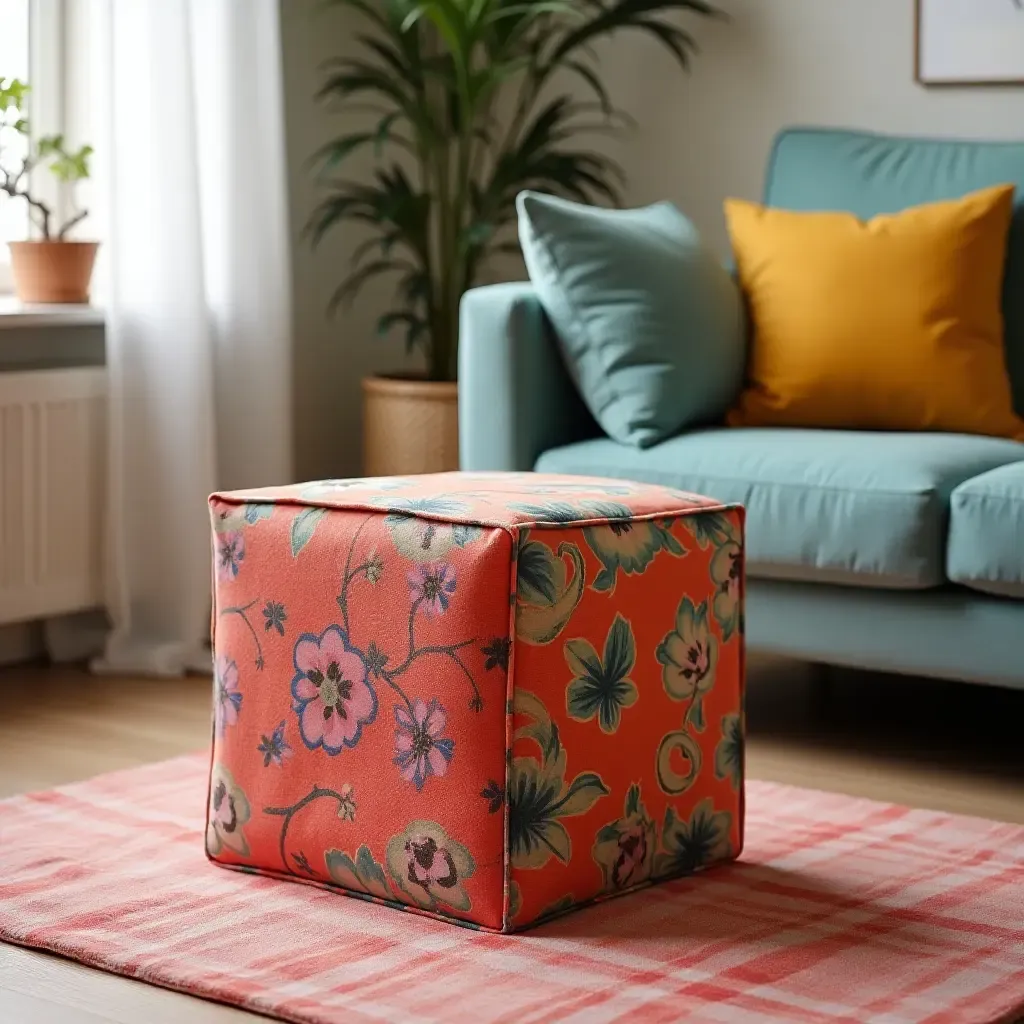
[725,185,1024,440]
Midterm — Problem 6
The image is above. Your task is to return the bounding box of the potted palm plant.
[309,0,716,475]
[0,78,96,304]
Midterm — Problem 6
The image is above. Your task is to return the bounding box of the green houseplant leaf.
[309,0,719,382]
[0,78,94,239]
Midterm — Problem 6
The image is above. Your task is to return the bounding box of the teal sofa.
[458,128,1024,689]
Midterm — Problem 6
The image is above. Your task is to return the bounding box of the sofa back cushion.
[517,191,745,449]
[765,128,1024,415]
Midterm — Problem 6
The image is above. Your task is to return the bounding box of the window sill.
[0,296,104,329]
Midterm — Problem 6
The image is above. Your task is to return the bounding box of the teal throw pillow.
[517,190,745,448]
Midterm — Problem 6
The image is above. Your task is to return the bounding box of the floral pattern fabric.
[290,626,378,755]
[208,471,743,932]
[393,699,454,790]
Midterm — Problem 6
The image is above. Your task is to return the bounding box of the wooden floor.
[1,659,1022,1022]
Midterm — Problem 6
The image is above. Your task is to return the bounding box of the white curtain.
[84,0,293,676]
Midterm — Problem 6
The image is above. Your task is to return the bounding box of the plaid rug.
[1,755,1021,1024]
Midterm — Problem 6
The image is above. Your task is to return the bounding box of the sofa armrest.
[458,282,596,471]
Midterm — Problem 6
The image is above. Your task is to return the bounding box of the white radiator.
[0,368,107,625]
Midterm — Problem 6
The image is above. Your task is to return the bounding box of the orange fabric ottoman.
[207,472,745,932]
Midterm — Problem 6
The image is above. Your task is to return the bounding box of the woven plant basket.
[362,375,459,475]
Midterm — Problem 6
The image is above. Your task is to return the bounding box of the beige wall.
[281,0,414,481]
[280,0,1024,478]
[604,0,1024,254]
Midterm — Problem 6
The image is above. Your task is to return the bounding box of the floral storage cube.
[207,472,745,932]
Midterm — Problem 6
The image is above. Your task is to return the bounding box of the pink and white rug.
[1,754,1021,1023]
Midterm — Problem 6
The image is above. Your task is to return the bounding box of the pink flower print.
[393,698,454,791]
[405,835,458,891]
[214,655,242,736]
[216,531,245,581]
[407,563,456,617]
[613,821,650,889]
[206,766,251,857]
[291,625,377,755]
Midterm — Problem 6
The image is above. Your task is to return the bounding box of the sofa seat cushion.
[535,429,1024,588]
[948,463,1024,598]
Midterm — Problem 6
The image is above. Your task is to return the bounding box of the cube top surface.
[207,472,744,932]
[211,471,731,530]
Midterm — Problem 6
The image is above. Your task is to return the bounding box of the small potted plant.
[0,77,96,304]
[309,0,716,475]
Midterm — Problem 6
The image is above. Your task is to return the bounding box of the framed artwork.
[916,0,1024,86]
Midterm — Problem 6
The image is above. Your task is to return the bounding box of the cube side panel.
[508,508,745,930]
[208,499,513,930]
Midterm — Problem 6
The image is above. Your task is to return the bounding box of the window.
[0,0,66,295]
[0,0,30,288]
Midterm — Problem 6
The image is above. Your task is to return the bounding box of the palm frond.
[549,0,717,66]
[377,309,429,353]
[329,258,419,314]
[565,59,614,116]
[308,0,719,380]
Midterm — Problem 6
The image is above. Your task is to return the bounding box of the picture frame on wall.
[916,0,1024,86]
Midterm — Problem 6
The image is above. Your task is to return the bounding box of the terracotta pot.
[362,374,459,476]
[8,241,99,304]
